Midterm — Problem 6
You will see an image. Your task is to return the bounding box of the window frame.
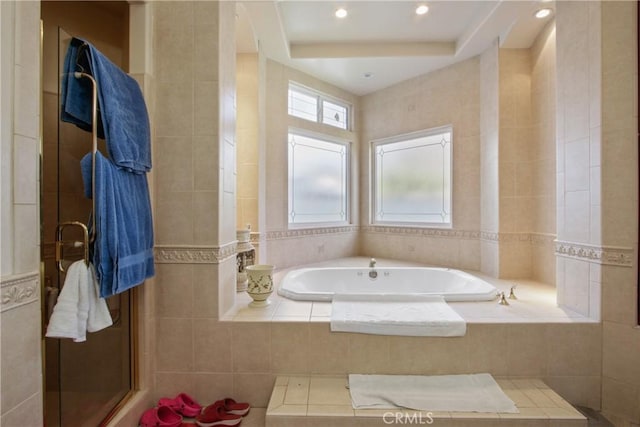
[370,125,453,228]
[287,128,351,228]
[288,82,351,131]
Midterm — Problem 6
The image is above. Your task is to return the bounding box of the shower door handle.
[44,286,59,325]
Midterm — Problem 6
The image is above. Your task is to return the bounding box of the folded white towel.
[87,264,113,333]
[331,294,466,337]
[349,373,518,413]
[46,261,112,342]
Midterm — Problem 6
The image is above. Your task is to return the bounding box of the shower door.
[42,25,133,427]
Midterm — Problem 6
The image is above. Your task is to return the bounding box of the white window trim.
[370,125,453,229]
[288,127,351,229]
[288,82,352,131]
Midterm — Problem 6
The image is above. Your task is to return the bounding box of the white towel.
[331,294,466,337]
[46,261,112,342]
[87,263,113,333]
[349,373,518,413]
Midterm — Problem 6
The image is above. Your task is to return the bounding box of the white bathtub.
[278,267,498,302]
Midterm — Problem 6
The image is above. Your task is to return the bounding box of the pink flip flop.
[220,398,250,416]
[139,405,183,427]
[196,401,243,427]
[159,393,203,418]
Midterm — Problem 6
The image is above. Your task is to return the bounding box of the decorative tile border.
[266,226,359,240]
[530,233,556,245]
[152,234,634,269]
[480,232,537,242]
[250,232,263,246]
[555,240,634,267]
[265,227,559,247]
[360,226,480,239]
[154,242,237,264]
[1,272,39,312]
[480,231,500,241]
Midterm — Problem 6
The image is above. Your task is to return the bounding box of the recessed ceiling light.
[335,8,348,18]
[535,8,552,18]
[416,4,429,15]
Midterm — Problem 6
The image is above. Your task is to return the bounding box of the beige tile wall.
[555,1,603,320]
[480,40,501,277]
[1,274,43,427]
[477,28,557,283]
[598,1,640,425]
[498,49,533,278]
[361,57,481,233]
[263,59,361,268]
[237,53,260,232]
[267,231,359,270]
[0,1,43,425]
[360,57,482,270]
[151,0,241,412]
[152,321,602,413]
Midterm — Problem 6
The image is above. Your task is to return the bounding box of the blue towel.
[81,152,154,298]
[62,37,151,174]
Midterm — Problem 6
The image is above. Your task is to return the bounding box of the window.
[288,83,350,130]
[372,127,452,227]
[288,131,349,225]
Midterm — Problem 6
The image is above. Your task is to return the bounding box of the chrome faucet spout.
[368,258,377,279]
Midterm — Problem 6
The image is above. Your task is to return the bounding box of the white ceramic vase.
[245,264,275,307]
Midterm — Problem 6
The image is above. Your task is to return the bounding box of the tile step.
[266,375,587,427]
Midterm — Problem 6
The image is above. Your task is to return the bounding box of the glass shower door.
[42,25,132,427]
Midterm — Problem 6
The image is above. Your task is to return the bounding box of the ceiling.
[237,1,555,96]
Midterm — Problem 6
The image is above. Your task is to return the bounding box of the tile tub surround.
[266,376,587,427]
[223,257,593,324]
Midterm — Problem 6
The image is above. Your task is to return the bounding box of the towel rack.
[74,70,98,244]
[54,52,98,270]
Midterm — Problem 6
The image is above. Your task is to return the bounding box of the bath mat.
[330,294,466,337]
[348,373,518,413]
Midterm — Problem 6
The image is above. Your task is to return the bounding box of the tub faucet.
[368,258,378,279]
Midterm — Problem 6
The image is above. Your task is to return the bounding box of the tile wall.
[149,321,602,415]
[359,31,557,281]
[530,22,557,286]
[480,40,501,277]
[598,1,640,425]
[263,60,361,269]
[360,57,482,271]
[0,1,43,425]
[555,1,604,320]
[151,0,241,406]
[498,48,534,279]
[237,53,259,234]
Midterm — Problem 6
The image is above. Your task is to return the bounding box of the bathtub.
[278,267,498,302]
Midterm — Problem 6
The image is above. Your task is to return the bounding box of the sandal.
[139,405,183,427]
[219,398,250,416]
[159,393,203,418]
[196,401,243,427]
